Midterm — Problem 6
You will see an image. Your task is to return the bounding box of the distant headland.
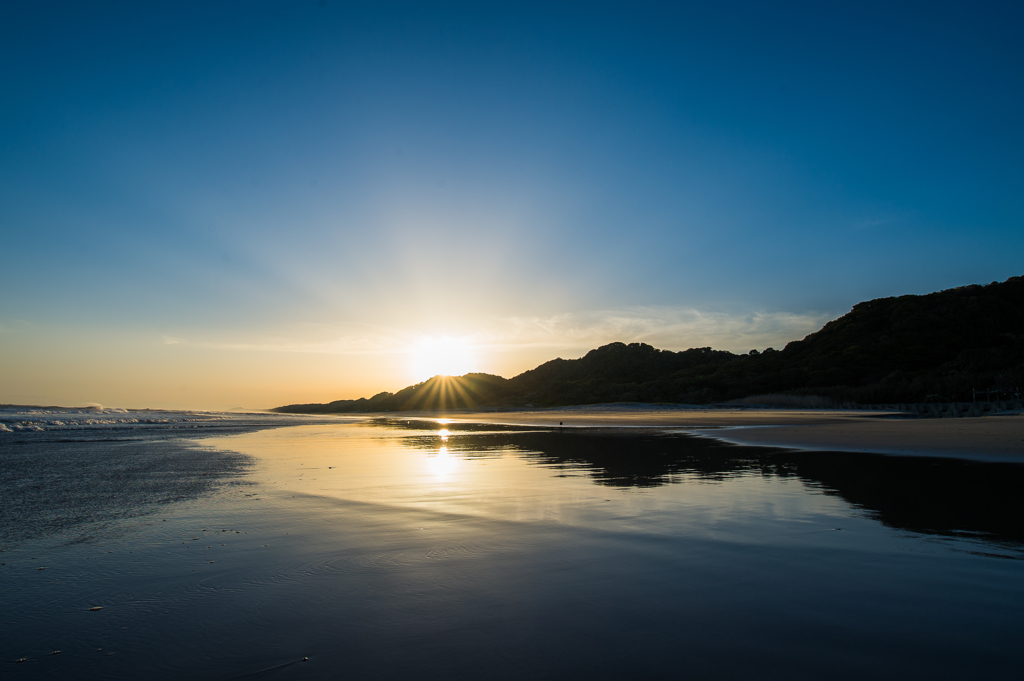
[273,276,1024,413]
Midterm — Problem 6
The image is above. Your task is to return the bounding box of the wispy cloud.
[159,322,413,355]
[161,307,836,358]
[470,307,834,354]
[0,319,36,334]
[852,209,919,231]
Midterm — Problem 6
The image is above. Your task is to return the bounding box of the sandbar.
[437,406,1024,461]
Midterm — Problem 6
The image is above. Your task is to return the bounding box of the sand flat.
[705,414,1024,460]
[444,407,1024,460]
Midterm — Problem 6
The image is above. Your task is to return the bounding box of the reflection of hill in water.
[384,420,1024,549]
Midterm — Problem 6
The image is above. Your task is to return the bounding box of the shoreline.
[391,406,1024,463]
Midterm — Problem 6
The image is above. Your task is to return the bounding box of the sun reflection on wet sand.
[427,444,460,478]
[204,421,869,539]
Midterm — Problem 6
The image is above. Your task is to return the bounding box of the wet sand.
[439,407,1024,461]
[5,416,1024,679]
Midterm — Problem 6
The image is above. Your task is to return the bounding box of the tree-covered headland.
[274,276,1024,413]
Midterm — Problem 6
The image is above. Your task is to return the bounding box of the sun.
[410,336,477,380]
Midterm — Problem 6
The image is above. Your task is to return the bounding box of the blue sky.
[1,1,1021,408]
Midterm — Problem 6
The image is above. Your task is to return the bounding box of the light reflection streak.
[427,444,458,478]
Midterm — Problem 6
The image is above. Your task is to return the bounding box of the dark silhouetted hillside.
[273,276,1024,412]
[276,373,511,413]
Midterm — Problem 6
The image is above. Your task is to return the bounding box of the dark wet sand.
[0,438,251,549]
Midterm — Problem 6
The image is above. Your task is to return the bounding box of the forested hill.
[273,275,1024,412]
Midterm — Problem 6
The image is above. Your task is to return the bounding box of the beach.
[3,408,1024,679]
[444,406,1024,460]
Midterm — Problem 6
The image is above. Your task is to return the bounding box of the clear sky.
[1,1,1021,409]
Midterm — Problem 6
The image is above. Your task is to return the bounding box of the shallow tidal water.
[3,414,1024,679]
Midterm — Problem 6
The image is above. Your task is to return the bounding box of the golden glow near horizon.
[0,310,833,410]
[410,336,478,381]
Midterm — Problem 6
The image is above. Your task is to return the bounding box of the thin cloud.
[162,307,835,357]
[471,307,834,354]
[0,319,37,334]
